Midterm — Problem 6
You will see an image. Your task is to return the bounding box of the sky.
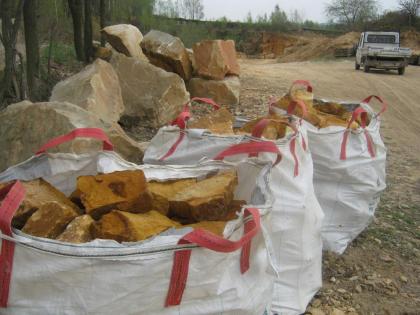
[202,0,400,23]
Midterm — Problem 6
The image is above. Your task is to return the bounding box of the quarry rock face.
[192,40,240,80]
[141,30,192,80]
[0,101,144,172]
[188,76,240,106]
[110,53,189,127]
[102,24,147,60]
[50,59,124,123]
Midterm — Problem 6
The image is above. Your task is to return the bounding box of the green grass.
[40,42,77,66]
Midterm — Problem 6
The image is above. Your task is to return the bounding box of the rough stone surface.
[188,76,240,106]
[110,53,189,127]
[141,30,192,80]
[0,101,144,172]
[50,59,124,123]
[102,24,147,60]
[192,40,240,80]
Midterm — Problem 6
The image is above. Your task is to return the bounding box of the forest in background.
[0,0,419,108]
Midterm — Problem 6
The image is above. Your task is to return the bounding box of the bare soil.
[238,58,420,315]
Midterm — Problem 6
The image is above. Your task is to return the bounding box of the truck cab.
[355,31,412,75]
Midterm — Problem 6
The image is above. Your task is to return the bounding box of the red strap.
[159,132,186,161]
[291,80,313,93]
[287,99,308,119]
[171,98,221,129]
[361,95,387,116]
[0,181,25,307]
[165,208,261,307]
[214,141,282,166]
[35,128,114,155]
[341,107,376,160]
[289,138,299,177]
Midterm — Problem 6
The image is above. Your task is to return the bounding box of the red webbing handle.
[290,80,313,93]
[214,141,282,165]
[340,107,375,160]
[287,99,308,118]
[165,208,261,307]
[361,95,387,116]
[35,128,114,155]
[171,98,221,129]
[0,181,25,307]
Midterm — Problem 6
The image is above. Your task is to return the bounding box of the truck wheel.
[364,65,370,73]
[398,67,405,75]
[355,62,360,70]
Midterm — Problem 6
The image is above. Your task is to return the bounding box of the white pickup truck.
[355,31,412,75]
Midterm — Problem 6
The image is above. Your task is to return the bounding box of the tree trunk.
[23,0,40,101]
[68,0,85,61]
[100,0,107,46]
[0,0,25,109]
[84,0,93,63]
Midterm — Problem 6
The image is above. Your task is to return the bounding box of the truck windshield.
[366,35,396,44]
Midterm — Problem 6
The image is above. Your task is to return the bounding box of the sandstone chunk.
[56,215,94,243]
[193,40,240,80]
[183,221,227,236]
[92,210,180,242]
[237,115,290,140]
[188,107,234,134]
[22,201,79,239]
[170,171,238,222]
[0,101,145,172]
[148,178,197,200]
[141,30,192,80]
[110,53,189,127]
[11,179,80,229]
[101,24,146,59]
[188,76,240,106]
[50,59,124,123]
[76,170,152,219]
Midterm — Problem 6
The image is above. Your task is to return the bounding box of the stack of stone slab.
[189,40,241,106]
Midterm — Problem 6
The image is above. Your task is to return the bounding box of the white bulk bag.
[144,102,324,315]
[305,97,387,254]
[277,81,387,254]
[0,128,279,315]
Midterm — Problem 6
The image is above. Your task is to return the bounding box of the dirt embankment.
[240,30,420,62]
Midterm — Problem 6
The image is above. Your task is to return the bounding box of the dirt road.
[239,59,420,315]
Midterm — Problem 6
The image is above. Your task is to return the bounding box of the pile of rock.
[188,40,241,106]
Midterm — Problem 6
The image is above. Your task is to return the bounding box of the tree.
[270,4,288,27]
[154,0,181,18]
[100,0,107,46]
[245,11,253,24]
[289,9,304,24]
[325,0,379,29]
[23,0,40,101]
[68,0,85,61]
[180,0,204,20]
[0,0,25,108]
[398,0,420,26]
[84,0,93,62]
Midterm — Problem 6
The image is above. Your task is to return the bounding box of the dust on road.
[239,59,420,314]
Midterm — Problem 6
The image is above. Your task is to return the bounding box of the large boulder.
[110,53,189,127]
[188,76,240,106]
[50,59,124,123]
[192,40,240,80]
[0,101,144,172]
[101,24,147,60]
[141,30,192,80]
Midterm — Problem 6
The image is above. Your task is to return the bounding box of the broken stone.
[170,171,238,222]
[183,221,227,236]
[141,30,192,80]
[92,210,179,242]
[110,53,189,127]
[75,170,152,219]
[237,115,290,140]
[188,107,234,134]
[0,101,145,172]
[188,76,240,106]
[330,308,346,315]
[307,308,326,315]
[311,298,322,308]
[94,46,113,61]
[50,59,124,123]
[355,284,363,293]
[400,275,408,283]
[56,215,94,243]
[186,48,196,73]
[101,24,146,60]
[22,201,79,239]
[192,40,240,80]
